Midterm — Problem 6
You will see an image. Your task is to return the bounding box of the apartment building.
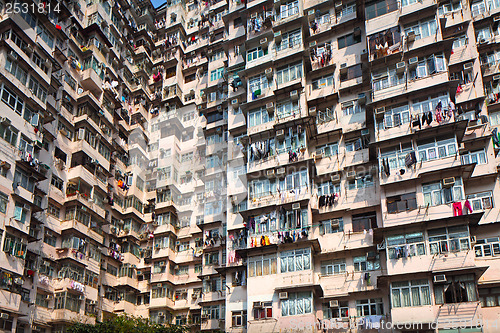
[1,0,500,332]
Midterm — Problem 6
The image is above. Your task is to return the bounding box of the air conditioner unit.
[266,169,275,177]
[309,107,317,116]
[408,56,418,68]
[292,203,300,210]
[253,301,262,308]
[290,90,298,100]
[265,68,273,78]
[396,61,406,74]
[279,292,288,299]
[340,63,347,73]
[276,129,285,138]
[25,45,34,54]
[375,107,385,118]
[277,167,285,175]
[442,177,455,187]
[361,129,369,136]
[309,41,317,48]
[406,30,416,42]
[463,62,474,71]
[260,38,268,46]
[0,161,11,170]
[274,31,282,42]
[7,51,18,60]
[434,274,447,283]
[251,13,258,19]
[0,313,8,320]
[353,27,361,36]
[331,174,341,182]
[357,93,366,104]
[231,98,239,107]
[346,171,356,179]
[493,74,500,81]
[329,300,339,308]
[0,117,11,126]
[470,236,477,245]
[335,1,342,8]
[266,102,274,111]
[377,241,386,251]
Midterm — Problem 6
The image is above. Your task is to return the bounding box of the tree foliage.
[68,315,187,333]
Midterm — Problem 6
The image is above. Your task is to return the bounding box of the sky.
[151,0,166,8]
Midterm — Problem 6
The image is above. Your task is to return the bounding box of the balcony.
[274,270,315,290]
[386,248,477,276]
[0,289,21,312]
[311,184,379,214]
[80,68,103,94]
[435,302,482,329]
[449,46,476,66]
[201,318,224,331]
[51,309,96,324]
[372,72,449,104]
[321,270,382,297]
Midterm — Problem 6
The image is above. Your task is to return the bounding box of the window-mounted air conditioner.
[279,292,288,299]
[292,203,300,210]
[433,274,447,283]
[329,300,339,308]
[442,177,455,187]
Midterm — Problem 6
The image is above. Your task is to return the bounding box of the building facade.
[1,0,500,332]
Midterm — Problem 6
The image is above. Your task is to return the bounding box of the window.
[475,237,500,257]
[254,301,273,319]
[320,218,344,234]
[467,191,493,210]
[280,248,311,273]
[275,100,299,119]
[204,252,219,265]
[352,212,377,233]
[0,192,8,213]
[36,293,50,308]
[461,150,487,165]
[0,122,19,146]
[248,254,277,276]
[316,181,340,196]
[281,291,313,316]
[98,142,111,160]
[248,106,273,127]
[338,32,361,49]
[232,311,247,327]
[371,68,405,91]
[452,34,468,49]
[247,47,268,62]
[342,101,363,116]
[347,173,374,190]
[386,193,417,213]
[434,274,477,304]
[277,0,299,20]
[320,259,346,275]
[387,232,426,259]
[5,58,28,85]
[404,19,438,41]
[422,178,464,207]
[312,74,334,90]
[365,0,398,19]
[340,64,362,81]
[439,0,463,14]
[28,77,47,103]
[151,284,173,299]
[210,67,224,81]
[391,280,431,308]
[412,93,450,117]
[479,287,500,307]
[276,29,302,51]
[3,233,27,258]
[353,255,380,272]
[428,225,470,254]
[203,277,224,293]
[203,305,223,319]
[356,298,384,316]
[175,265,188,275]
[2,86,24,114]
[14,168,36,192]
[51,175,64,191]
[248,74,268,94]
[43,229,57,247]
[381,104,410,129]
[323,301,349,319]
[409,54,446,80]
[276,62,302,85]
